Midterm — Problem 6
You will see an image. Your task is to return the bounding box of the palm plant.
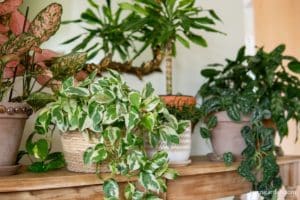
[120,0,223,94]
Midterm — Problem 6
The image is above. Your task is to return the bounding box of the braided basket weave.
[61,131,109,173]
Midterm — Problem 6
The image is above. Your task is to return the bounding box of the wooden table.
[0,156,299,200]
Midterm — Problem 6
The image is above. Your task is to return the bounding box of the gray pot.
[0,102,30,176]
[211,111,248,157]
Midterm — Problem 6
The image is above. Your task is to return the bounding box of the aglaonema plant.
[28,70,189,199]
[198,45,300,199]
[0,1,87,111]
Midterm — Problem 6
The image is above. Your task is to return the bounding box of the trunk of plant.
[165,42,173,95]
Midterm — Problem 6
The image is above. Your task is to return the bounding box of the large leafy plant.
[0,0,87,110]
[120,0,223,94]
[198,45,300,199]
[65,0,222,90]
[28,70,189,199]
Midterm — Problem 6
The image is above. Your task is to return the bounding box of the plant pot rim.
[214,111,250,122]
[0,102,32,119]
[159,95,195,98]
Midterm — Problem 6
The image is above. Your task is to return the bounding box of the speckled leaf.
[0,33,38,56]
[50,52,87,79]
[28,3,63,43]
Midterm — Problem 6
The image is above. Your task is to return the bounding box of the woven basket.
[61,131,109,173]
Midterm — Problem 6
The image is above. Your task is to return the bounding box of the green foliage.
[63,0,140,60]
[223,152,233,166]
[166,105,202,129]
[31,70,188,199]
[198,44,300,199]
[120,0,223,54]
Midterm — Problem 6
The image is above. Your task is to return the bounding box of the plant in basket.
[198,45,300,199]
[28,70,189,199]
[0,0,87,176]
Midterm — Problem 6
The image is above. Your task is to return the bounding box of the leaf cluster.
[65,0,222,61]
[0,3,87,107]
[198,45,300,199]
[29,70,189,199]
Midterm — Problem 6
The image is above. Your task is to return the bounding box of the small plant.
[0,1,86,110]
[27,70,189,199]
[223,152,233,166]
[198,45,300,199]
[166,104,202,130]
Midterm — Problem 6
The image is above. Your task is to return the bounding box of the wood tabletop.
[0,156,299,193]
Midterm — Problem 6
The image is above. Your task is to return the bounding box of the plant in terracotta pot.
[0,0,87,175]
[198,45,300,199]
[29,70,189,199]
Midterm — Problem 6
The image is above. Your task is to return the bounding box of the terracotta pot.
[146,122,192,165]
[61,131,109,173]
[160,95,196,108]
[211,111,249,158]
[0,102,31,176]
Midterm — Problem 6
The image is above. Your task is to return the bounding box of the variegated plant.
[0,2,87,109]
[31,70,189,199]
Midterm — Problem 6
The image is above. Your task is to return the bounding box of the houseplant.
[198,45,300,199]
[0,0,87,175]
[29,70,189,199]
[64,0,223,165]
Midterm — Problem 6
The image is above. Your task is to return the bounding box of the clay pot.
[146,122,192,166]
[0,102,31,176]
[160,95,196,108]
[211,111,249,158]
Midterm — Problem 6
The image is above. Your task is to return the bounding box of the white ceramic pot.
[146,122,192,165]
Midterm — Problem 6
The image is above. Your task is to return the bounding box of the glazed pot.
[146,121,192,166]
[160,95,196,108]
[61,131,109,173]
[0,102,31,176]
[211,111,249,158]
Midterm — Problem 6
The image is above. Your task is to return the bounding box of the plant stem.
[8,66,18,102]
[165,41,173,95]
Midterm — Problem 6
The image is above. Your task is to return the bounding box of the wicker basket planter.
[61,131,109,173]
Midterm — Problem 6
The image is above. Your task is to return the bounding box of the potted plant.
[0,1,87,176]
[146,105,202,165]
[198,45,300,199]
[28,70,189,199]
[63,0,222,165]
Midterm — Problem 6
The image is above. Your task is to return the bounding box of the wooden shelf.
[0,156,299,200]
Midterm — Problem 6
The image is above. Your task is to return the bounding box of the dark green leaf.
[288,61,300,73]
[187,33,207,47]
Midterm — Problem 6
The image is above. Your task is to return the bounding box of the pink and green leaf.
[0,32,39,56]
[9,10,30,35]
[28,3,62,43]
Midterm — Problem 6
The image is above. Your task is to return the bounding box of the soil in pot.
[0,102,31,176]
[210,111,249,160]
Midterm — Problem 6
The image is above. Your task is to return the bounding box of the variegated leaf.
[0,33,38,56]
[28,3,62,43]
